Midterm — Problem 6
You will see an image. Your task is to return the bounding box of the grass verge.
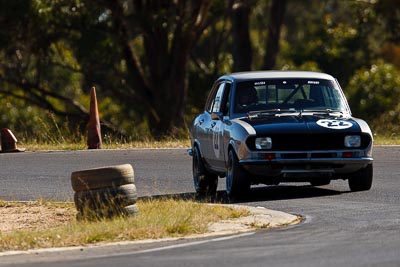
[373,133,400,145]
[0,199,249,252]
[22,138,191,151]
[19,134,400,151]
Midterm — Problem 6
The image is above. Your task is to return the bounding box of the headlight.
[344,135,361,148]
[255,137,272,150]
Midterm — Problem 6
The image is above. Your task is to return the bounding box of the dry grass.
[373,133,400,145]
[0,199,249,252]
[22,139,191,151]
[21,134,400,152]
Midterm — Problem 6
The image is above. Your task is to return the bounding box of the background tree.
[231,0,253,71]
[86,0,214,137]
[263,0,287,70]
[346,62,400,134]
[0,0,90,138]
[0,0,399,141]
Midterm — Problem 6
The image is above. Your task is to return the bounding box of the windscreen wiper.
[247,109,299,119]
[302,109,345,117]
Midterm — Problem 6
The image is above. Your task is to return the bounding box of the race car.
[188,71,373,198]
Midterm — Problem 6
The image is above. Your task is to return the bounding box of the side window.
[205,81,230,114]
[205,83,219,113]
[211,83,225,113]
[221,83,231,115]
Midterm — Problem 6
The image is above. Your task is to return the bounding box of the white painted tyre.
[71,164,134,192]
[124,204,140,216]
[74,184,138,212]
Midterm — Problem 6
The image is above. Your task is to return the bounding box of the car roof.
[219,71,336,82]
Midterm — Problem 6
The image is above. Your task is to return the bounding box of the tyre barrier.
[71,164,139,220]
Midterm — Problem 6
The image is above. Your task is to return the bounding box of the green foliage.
[374,0,400,43]
[346,61,400,134]
[0,0,399,141]
[281,0,378,83]
[0,100,82,145]
[0,97,45,138]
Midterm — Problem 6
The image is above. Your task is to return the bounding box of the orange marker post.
[87,87,102,149]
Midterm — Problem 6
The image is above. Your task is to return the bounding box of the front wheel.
[348,164,373,192]
[226,150,250,199]
[192,146,218,197]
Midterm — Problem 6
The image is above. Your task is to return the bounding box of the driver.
[236,87,258,111]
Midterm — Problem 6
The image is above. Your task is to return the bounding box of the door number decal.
[213,124,220,158]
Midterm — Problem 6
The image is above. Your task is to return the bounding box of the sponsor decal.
[316,119,353,130]
[308,80,320,84]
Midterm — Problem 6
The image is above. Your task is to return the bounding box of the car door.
[204,81,231,171]
[195,82,219,165]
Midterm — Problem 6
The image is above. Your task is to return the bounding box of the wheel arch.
[192,139,204,158]
[225,141,237,168]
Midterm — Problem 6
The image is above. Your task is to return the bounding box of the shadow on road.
[231,185,342,204]
[139,185,343,204]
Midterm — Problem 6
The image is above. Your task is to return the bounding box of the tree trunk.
[232,1,253,72]
[148,52,189,137]
[133,1,212,138]
[263,0,287,70]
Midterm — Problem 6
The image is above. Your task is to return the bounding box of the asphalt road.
[0,146,399,267]
[0,148,195,201]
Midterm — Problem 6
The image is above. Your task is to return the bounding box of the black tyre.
[226,150,250,199]
[348,164,373,192]
[71,164,134,192]
[74,184,138,212]
[192,146,218,197]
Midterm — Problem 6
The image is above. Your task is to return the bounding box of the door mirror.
[211,112,222,120]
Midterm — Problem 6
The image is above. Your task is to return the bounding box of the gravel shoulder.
[0,202,75,233]
[0,202,300,235]
[0,202,300,259]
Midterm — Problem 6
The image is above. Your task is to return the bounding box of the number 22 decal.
[316,119,353,130]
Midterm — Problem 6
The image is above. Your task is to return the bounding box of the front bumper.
[239,150,373,178]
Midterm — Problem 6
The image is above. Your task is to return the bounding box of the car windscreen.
[233,78,348,114]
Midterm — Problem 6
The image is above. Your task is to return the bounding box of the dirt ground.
[0,202,76,233]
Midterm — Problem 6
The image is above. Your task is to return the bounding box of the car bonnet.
[236,114,362,135]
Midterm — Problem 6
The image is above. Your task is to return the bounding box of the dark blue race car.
[188,71,373,198]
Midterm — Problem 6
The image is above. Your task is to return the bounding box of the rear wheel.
[192,146,218,197]
[348,164,373,192]
[226,150,250,199]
